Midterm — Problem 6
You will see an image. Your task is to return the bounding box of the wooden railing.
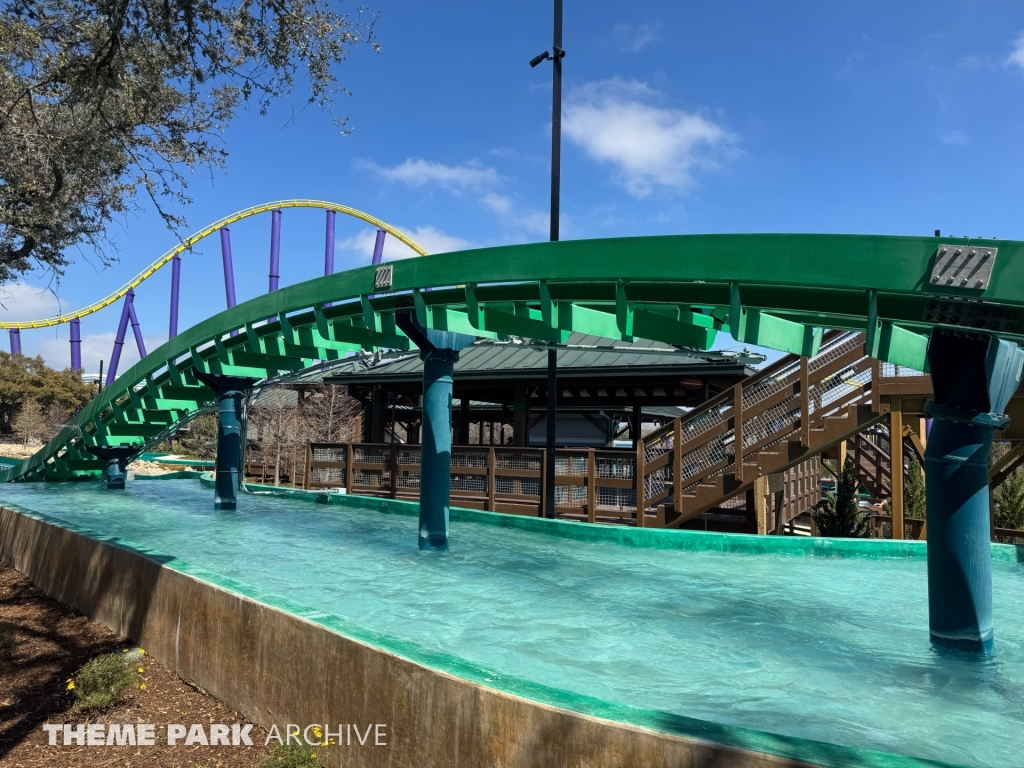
[632,332,887,528]
[304,442,645,520]
[303,440,826,529]
[305,443,548,515]
[303,333,937,531]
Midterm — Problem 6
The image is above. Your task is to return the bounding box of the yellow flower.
[137,667,144,673]
[139,683,147,690]
[137,648,145,654]
[312,727,322,738]
[311,754,316,759]
[66,681,75,690]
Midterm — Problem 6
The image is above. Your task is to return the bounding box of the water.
[3,480,1024,767]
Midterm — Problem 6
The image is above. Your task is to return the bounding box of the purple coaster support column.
[325,211,336,275]
[9,329,21,356]
[106,291,134,385]
[70,318,81,370]
[220,226,237,336]
[126,290,147,359]
[372,228,386,265]
[220,227,237,308]
[269,209,282,292]
[169,254,181,339]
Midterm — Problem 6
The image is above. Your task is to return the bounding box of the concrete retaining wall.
[0,501,940,768]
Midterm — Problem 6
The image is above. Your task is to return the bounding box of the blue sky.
[5,0,1024,372]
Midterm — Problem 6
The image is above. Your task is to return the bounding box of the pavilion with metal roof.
[318,333,765,447]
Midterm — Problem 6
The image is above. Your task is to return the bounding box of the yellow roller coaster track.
[0,199,427,330]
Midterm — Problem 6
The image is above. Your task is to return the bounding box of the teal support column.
[419,348,459,549]
[924,328,1024,654]
[193,372,257,510]
[83,445,138,489]
[394,310,477,550]
[213,387,246,510]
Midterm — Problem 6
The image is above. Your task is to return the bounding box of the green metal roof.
[315,333,763,385]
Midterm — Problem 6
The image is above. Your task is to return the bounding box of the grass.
[0,621,15,664]
[68,651,140,713]
[259,742,324,768]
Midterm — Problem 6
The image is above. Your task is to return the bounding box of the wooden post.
[586,448,597,524]
[636,437,646,527]
[753,474,768,534]
[390,442,399,499]
[539,449,547,518]
[733,383,744,482]
[458,397,470,445]
[772,490,786,534]
[345,443,354,493]
[485,447,496,511]
[513,386,528,447]
[799,355,810,446]
[870,357,882,413]
[838,436,847,472]
[767,472,785,533]
[673,418,683,515]
[890,402,904,539]
[303,443,313,490]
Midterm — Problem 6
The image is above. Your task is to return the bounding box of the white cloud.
[358,158,501,191]
[613,22,660,53]
[12,329,160,376]
[938,129,970,146]
[518,211,552,236]
[0,282,62,319]
[1006,32,1024,70]
[481,193,551,236]
[482,193,513,215]
[1,282,163,374]
[564,78,736,197]
[338,225,475,262]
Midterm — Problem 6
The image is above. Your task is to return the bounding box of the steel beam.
[69,318,81,370]
[106,289,135,385]
[269,209,282,292]
[169,254,181,339]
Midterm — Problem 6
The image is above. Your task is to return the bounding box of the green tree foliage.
[989,443,1024,541]
[172,411,218,460]
[994,468,1024,533]
[813,457,870,538]
[0,351,94,436]
[0,0,377,282]
[903,455,926,520]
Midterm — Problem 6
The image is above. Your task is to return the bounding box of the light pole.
[530,0,565,519]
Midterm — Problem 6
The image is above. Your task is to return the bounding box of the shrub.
[68,652,138,713]
[813,457,870,538]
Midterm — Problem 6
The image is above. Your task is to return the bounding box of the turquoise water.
[3,480,1024,767]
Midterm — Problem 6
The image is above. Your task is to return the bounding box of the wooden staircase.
[636,332,888,528]
[845,431,891,501]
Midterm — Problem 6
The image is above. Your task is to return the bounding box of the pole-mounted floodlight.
[530,0,565,519]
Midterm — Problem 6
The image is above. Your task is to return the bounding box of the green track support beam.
[866,290,929,371]
[730,282,822,357]
[7,229,1024,487]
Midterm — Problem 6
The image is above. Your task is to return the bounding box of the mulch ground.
[0,560,273,768]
